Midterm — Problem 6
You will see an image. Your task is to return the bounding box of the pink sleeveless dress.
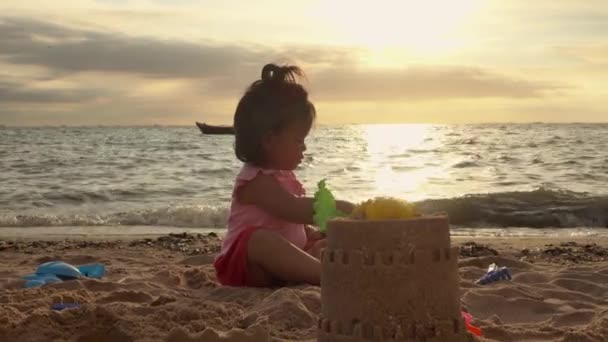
[214,164,307,286]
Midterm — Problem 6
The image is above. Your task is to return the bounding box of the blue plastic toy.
[474,263,512,285]
[21,273,63,288]
[51,303,81,311]
[77,263,106,278]
[22,261,105,288]
[36,261,82,279]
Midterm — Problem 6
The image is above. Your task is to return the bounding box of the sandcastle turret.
[318,215,474,341]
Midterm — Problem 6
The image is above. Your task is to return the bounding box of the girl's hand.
[307,239,327,260]
[305,225,324,241]
[304,225,327,260]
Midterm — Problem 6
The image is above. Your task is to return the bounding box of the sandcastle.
[318,215,474,341]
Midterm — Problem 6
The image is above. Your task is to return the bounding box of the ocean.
[1,123,607,233]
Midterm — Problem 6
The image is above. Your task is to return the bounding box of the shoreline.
[0,226,223,241]
[1,225,607,241]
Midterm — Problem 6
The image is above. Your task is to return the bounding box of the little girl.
[214,63,354,287]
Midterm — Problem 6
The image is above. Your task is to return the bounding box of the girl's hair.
[233,63,316,166]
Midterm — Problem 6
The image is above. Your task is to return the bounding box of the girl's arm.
[238,174,354,224]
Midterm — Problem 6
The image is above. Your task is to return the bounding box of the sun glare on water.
[364,124,443,201]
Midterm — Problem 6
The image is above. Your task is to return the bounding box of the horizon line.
[2,121,608,128]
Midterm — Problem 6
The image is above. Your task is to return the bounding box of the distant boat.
[195,122,234,135]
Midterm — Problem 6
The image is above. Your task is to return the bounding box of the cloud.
[0,17,271,79]
[555,44,608,66]
[311,66,563,101]
[0,80,102,103]
[0,15,577,125]
[1,16,559,101]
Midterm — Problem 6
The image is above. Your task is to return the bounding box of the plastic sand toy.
[461,311,483,337]
[475,263,512,285]
[313,179,347,232]
[22,261,106,288]
[51,303,81,311]
[313,179,418,231]
[351,197,417,220]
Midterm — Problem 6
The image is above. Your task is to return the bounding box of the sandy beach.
[2,231,608,342]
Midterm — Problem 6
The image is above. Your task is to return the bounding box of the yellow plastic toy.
[313,180,418,230]
[351,197,417,220]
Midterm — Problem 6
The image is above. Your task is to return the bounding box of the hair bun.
[261,64,283,82]
[261,63,301,83]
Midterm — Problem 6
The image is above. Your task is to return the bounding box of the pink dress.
[214,164,308,286]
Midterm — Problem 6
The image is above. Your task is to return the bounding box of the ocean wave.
[450,138,477,145]
[408,148,437,154]
[0,205,229,228]
[452,160,480,168]
[2,189,607,229]
[416,188,608,228]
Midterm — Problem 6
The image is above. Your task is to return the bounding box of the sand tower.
[318,216,474,341]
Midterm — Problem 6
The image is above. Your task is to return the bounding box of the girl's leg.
[247,229,321,286]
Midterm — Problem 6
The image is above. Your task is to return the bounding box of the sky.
[0,0,606,126]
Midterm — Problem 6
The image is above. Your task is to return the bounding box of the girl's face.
[263,119,310,170]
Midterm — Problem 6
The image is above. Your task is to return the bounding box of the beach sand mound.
[1,235,608,341]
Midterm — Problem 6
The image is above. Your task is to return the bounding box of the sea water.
[1,124,607,233]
